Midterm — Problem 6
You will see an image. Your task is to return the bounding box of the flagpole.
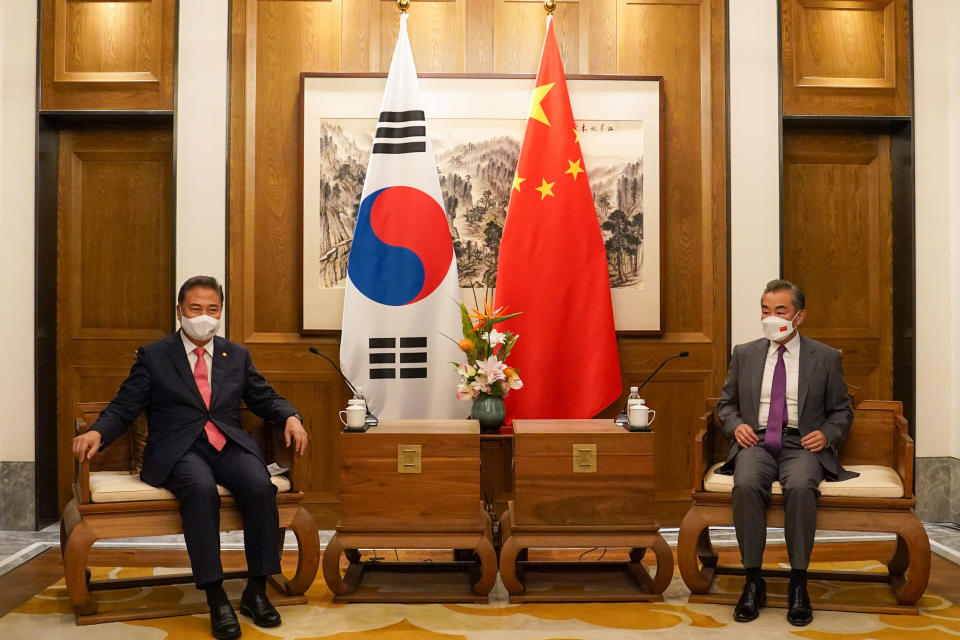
[397,0,410,12]
[544,0,556,14]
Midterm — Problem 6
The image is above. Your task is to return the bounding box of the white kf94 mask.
[181,314,220,342]
[761,313,798,342]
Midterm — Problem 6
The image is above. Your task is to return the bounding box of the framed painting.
[300,73,663,334]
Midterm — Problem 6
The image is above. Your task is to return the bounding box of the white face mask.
[180,313,220,342]
[761,312,798,342]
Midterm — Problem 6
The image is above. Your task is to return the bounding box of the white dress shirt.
[181,331,214,387]
[757,331,800,429]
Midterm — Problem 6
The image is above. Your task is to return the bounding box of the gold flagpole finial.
[544,0,557,14]
[397,0,410,12]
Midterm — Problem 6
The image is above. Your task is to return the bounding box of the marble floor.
[2,522,958,577]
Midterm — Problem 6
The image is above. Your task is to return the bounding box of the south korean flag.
[339,13,463,420]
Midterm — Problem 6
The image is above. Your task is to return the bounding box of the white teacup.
[628,403,656,428]
[339,404,366,428]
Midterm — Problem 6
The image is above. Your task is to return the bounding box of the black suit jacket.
[91,332,298,487]
[715,334,855,480]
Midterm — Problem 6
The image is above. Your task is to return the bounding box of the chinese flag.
[495,17,622,422]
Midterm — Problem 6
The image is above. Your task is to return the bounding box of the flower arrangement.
[450,291,524,401]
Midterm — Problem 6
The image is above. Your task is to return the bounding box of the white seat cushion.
[89,470,291,503]
[702,462,903,498]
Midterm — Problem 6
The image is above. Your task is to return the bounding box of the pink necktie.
[193,347,227,451]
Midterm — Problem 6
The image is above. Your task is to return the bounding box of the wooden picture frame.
[299,73,664,335]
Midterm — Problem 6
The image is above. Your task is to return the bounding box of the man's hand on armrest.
[284,415,308,456]
[73,430,102,461]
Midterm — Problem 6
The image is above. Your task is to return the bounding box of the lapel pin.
[222,352,228,358]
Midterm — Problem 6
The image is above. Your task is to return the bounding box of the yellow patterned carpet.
[1,561,958,639]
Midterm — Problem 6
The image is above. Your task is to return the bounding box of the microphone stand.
[308,347,379,432]
[615,351,689,431]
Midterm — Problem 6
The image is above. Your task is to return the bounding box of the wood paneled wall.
[40,0,175,110]
[229,0,728,527]
[56,128,174,508]
[781,0,911,116]
[783,131,894,400]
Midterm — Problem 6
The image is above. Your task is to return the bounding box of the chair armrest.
[74,417,91,504]
[692,407,716,492]
[288,450,305,493]
[895,415,913,499]
[692,425,708,492]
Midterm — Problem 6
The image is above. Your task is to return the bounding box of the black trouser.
[163,436,281,587]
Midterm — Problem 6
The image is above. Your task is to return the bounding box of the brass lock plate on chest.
[398,444,422,473]
[573,443,597,472]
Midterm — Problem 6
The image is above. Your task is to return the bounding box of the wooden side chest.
[513,419,655,527]
[338,420,482,531]
[322,419,497,603]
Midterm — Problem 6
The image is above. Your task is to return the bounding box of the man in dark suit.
[716,279,853,627]
[72,276,308,640]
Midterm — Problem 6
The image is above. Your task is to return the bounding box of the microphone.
[308,347,379,430]
[614,351,690,429]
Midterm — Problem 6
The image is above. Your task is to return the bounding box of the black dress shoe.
[239,591,282,628]
[787,581,813,626]
[733,579,766,622]
[209,603,241,640]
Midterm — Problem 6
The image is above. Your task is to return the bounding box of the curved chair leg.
[886,534,910,578]
[678,505,714,594]
[891,516,931,606]
[498,534,525,595]
[471,535,498,596]
[321,533,349,595]
[283,507,320,596]
[64,519,99,616]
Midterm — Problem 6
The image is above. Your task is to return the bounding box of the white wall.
[914,0,960,458]
[0,2,37,463]
[175,0,229,328]
[728,0,781,347]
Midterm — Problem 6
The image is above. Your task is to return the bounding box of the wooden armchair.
[677,399,930,614]
[60,402,320,625]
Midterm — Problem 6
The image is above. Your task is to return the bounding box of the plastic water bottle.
[627,386,642,408]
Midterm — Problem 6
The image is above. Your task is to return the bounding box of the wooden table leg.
[499,534,525,594]
[321,532,349,595]
[472,534,498,596]
[649,534,674,594]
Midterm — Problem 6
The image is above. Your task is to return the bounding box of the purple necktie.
[764,344,787,457]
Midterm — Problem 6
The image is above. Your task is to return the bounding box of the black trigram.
[372,110,427,155]
[368,337,427,379]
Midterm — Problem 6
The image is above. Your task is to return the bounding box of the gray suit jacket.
[715,334,856,480]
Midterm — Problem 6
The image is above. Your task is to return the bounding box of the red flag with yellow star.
[495,17,621,422]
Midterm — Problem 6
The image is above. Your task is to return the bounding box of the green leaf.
[459,302,476,340]
[490,311,522,325]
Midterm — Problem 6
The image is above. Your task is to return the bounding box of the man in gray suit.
[716,279,854,626]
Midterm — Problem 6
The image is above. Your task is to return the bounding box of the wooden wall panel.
[781,0,911,115]
[57,128,173,508]
[783,131,893,400]
[494,0,580,73]
[41,0,175,110]
[229,0,728,527]
[379,1,466,72]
